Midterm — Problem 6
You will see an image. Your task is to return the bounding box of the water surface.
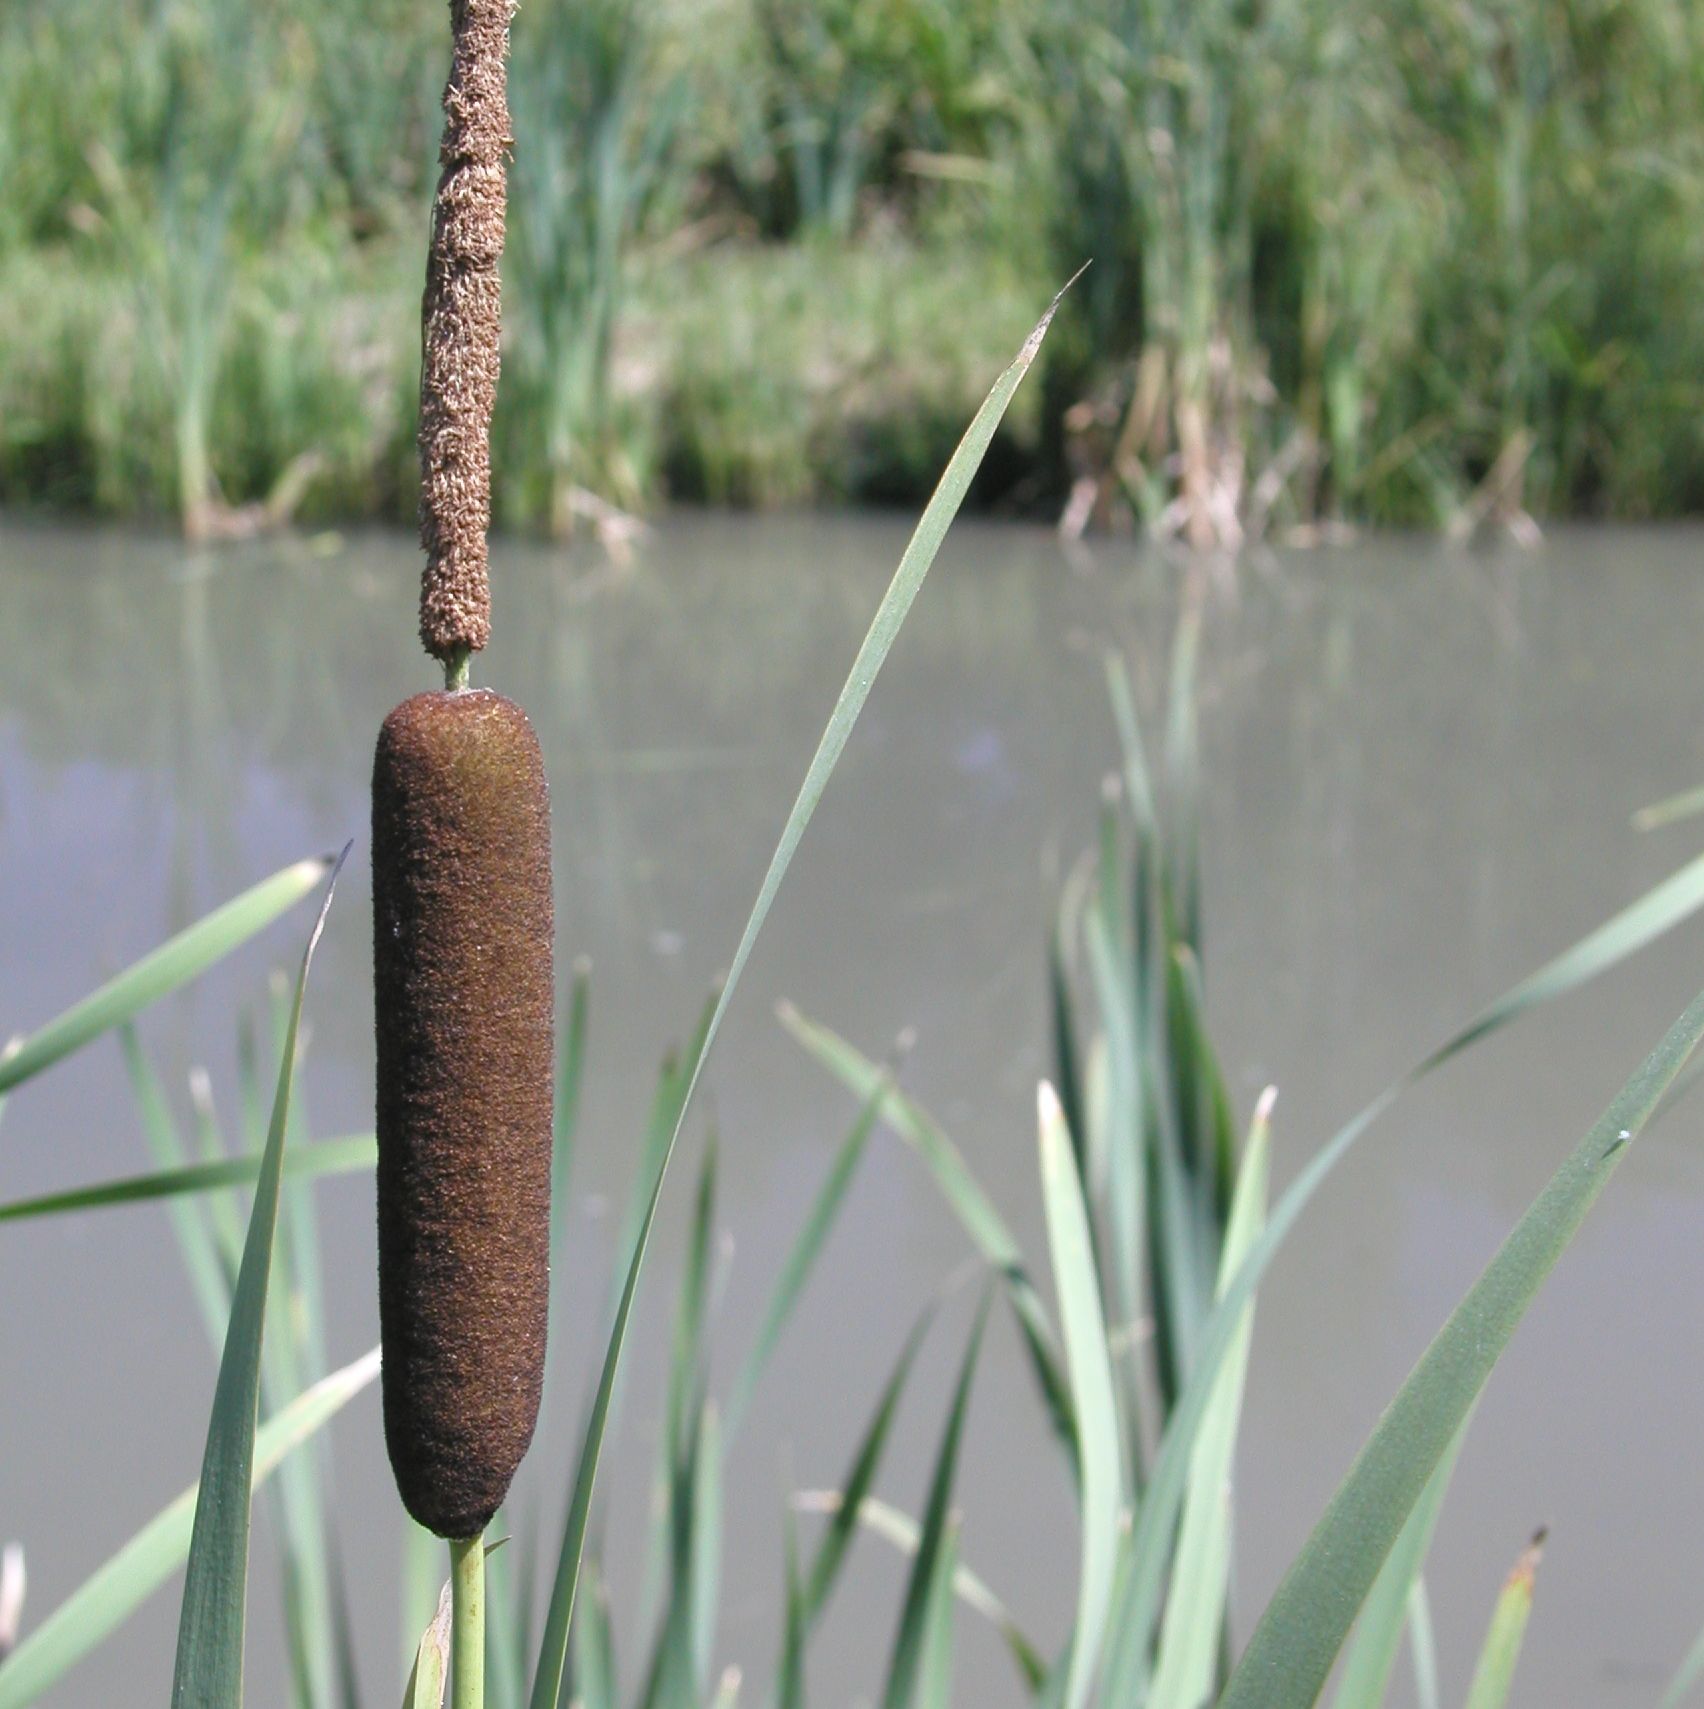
[5,515,1704,1706]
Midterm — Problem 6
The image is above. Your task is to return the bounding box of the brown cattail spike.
[417,0,516,664]
[373,689,553,1538]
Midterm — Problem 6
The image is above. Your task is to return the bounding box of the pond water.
[5,514,1704,1707]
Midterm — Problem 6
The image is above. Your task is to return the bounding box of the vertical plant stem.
[450,1534,485,1709]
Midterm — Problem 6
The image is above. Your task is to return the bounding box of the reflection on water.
[5,516,1704,1705]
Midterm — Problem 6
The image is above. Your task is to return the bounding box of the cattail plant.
[373,2,551,1703]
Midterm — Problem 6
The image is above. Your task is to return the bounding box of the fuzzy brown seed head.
[373,688,553,1538]
[417,0,517,663]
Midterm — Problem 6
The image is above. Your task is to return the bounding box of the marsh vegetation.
[4,0,1704,537]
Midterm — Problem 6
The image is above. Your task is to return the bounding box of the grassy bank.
[4,0,1704,539]
[0,233,1043,528]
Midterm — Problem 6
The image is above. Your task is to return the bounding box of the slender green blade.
[778,1004,1074,1457]
[326,1536,363,1709]
[691,1406,724,1695]
[778,1007,1030,1287]
[804,1308,935,1622]
[1162,611,1202,953]
[668,1142,718,1469]
[0,1349,379,1709]
[485,1525,527,1709]
[526,288,1070,1709]
[1462,1533,1546,1709]
[1331,1422,1470,1709]
[1423,849,1704,1069]
[186,1074,248,1295]
[121,1027,233,1349]
[170,850,345,1708]
[399,1521,440,1687]
[1104,653,1157,842]
[1147,1092,1271,1709]
[572,1562,617,1709]
[1633,784,1704,832]
[1659,1617,1704,1709]
[550,961,591,1281]
[1408,1579,1440,1709]
[880,1294,991,1709]
[0,857,330,1098]
[632,1136,719,1670]
[0,1136,375,1224]
[1083,880,1143,1389]
[791,1494,1044,1692]
[1037,1084,1122,1709]
[778,1503,807,1709]
[1220,986,1704,1709]
[613,1000,714,1307]
[914,1519,961,1709]
[1049,905,1088,1183]
[1169,943,1237,1227]
[268,1051,338,1709]
[724,1080,885,1440]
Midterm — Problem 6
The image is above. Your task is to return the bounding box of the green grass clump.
[651,239,1045,509]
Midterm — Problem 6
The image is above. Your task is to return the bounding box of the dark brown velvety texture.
[373,688,553,1538]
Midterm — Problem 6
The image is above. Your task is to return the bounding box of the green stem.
[445,647,471,691]
[450,1534,485,1709]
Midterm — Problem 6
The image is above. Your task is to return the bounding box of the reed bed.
[4,0,1704,534]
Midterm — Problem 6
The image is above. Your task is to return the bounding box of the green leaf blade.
[1037,1083,1122,1709]
[880,1295,991,1709]
[1147,1091,1271,1709]
[0,857,331,1099]
[0,1136,375,1224]
[0,1349,378,1709]
[1462,1532,1545,1709]
[525,288,1070,1709]
[1331,1422,1470,1709]
[914,1519,961,1709]
[778,1004,1074,1461]
[724,1078,884,1441]
[802,1308,934,1625]
[170,851,345,1708]
[1220,984,1704,1709]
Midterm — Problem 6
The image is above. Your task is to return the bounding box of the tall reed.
[67,0,320,538]
[1032,0,1268,545]
[504,0,686,535]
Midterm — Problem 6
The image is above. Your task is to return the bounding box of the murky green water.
[6,515,1704,1706]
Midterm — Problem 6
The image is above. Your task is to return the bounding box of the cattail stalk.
[449,1537,485,1709]
[377,14,551,1709]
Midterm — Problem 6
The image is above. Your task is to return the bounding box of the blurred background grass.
[3,0,1704,536]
